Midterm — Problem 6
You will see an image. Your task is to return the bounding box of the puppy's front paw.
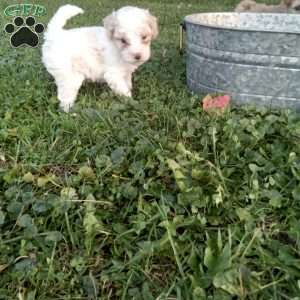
[122,90,132,98]
[111,84,132,98]
[104,72,132,98]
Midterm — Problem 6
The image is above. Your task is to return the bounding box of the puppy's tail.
[46,5,84,33]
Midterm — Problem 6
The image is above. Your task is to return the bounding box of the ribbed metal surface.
[184,13,300,110]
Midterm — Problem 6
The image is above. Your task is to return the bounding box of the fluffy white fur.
[42,5,158,112]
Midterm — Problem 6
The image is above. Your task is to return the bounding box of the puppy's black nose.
[134,53,141,60]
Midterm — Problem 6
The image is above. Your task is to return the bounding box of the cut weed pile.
[1,0,300,299]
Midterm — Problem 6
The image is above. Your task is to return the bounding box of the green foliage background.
[1,0,300,299]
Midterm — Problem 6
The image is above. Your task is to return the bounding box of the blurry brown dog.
[235,0,300,12]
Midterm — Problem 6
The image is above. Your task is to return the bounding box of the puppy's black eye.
[142,35,147,40]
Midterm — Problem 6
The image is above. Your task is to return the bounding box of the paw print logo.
[4,16,44,48]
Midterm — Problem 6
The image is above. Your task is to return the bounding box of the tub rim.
[184,12,300,35]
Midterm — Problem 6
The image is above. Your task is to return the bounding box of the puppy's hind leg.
[56,73,84,112]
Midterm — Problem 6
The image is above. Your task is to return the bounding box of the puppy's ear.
[103,12,117,38]
[147,13,158,40]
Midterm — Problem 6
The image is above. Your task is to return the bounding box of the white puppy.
[42,5,158,112]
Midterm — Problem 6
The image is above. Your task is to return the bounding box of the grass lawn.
[1,0,300,299]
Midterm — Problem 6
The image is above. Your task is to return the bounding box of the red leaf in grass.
[202,94,230,114]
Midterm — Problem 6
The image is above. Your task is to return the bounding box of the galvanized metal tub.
[183,13,300,110]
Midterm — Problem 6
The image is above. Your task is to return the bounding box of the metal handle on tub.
[179,21,186,54]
